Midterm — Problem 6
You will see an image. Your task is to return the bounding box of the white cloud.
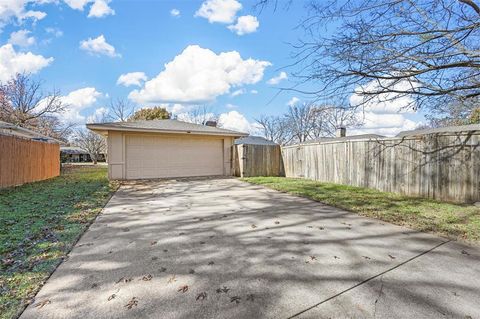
[79,34,120,57]
[231,88,245,97]
[287,96,300,107]
[250,89,258,94]
[45,27,63,37]
[0,1,47,32]
[8,29,35,47]
[218,110,259,134]
[267,71,287,85]
[170,8,180,17]
[63,0,91,10]
[86,106,108,123]
[58,87,102,123]
[225,103,238,109]
[88,0,114,18]
[129,45,271,104]
[349,112,419,136]
[0,44,53,82]
[195,0,242,24]
[228,15,259,35]
[348,79,422,136]
[117,72,147,87]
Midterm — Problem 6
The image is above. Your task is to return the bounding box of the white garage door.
[125,135,224,179]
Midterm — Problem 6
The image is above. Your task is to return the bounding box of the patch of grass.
[0,166,118,319]
[242,177,480,243]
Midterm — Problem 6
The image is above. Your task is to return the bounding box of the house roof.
[60,146,87,154]
[397,124,480,137]
[87,119,248,137]
[303,134,386,144]
[0,120,62,144]
[234,135,278,145]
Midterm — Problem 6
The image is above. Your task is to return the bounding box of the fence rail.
[234,144,284,177]
[0,134,60,188]
[282,132,480,203]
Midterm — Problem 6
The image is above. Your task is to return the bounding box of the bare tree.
[256,115,293,145]
[257,0,480,116]
[74,129,106,164]
[176,105,218,125]
[284,102,321,143]
[107,98,134,122]
[0,73,65,125]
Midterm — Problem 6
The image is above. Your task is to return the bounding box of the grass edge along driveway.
[0,166,118,319]
[242,177,480,243]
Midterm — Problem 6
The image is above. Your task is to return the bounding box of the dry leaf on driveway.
[124,297,138,309]
[178,285,189,293]
[35,300,51,309]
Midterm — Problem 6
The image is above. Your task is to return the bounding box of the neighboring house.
[0,120,63,144]
[87,119,247,180]
[234,135,279,146]
[397,123,480,138]
[60,146,106,163]
[304,133,386,144]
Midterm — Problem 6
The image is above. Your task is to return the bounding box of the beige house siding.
[106,131,235,180]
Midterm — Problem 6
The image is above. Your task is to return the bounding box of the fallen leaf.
[178,285,189,293]
[251,224,257,229]
[310,256,317,260]
[196,292,207,301]
[141,274,152,281]
[216,286,230,294]
[388,254,396,259]
[461,250,470,256]
[334,256,340,259]
[124,297,138,309]
[362,256,371,260]
[107,294,116,301]
[150,241,157,245]
[230,296,241,304]
[167,275,177,284]
[274,221,280,224]
[208,261,215,265]
[35,300,51,309]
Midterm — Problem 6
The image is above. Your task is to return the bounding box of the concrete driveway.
[21,178,479,319]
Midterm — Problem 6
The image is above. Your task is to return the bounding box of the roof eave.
[86,124,248,137]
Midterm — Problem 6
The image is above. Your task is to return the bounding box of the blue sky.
[0,0,424,136]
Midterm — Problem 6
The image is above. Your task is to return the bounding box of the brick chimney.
[336,127,346,137]
[205,120,217,127]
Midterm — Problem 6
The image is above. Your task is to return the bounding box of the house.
[60,146,106,163]
[0,120,63,143]
[397,123,480,137]
[234,135,279,146]
[86,119,248,180]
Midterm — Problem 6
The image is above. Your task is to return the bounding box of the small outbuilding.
[60,146,106,163]
[87,119,247,180]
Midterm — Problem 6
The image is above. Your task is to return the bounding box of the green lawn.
[0,166,118,319]
[242,177,480,243]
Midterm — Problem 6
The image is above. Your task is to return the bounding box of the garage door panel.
[125,135,224,179]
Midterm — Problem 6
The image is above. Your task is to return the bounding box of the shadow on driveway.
[20,178,480,319]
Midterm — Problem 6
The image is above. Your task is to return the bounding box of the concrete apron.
[20,178,480,319]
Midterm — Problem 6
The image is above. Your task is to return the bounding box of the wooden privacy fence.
[282,131,480,203]
[0,134,60,188]
[234,144,284,177]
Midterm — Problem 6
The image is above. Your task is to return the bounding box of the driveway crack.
[286,240,451,319]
